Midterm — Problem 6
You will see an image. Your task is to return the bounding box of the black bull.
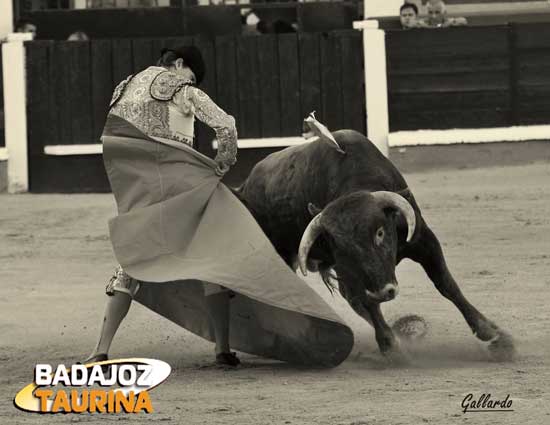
[235,129,516,362]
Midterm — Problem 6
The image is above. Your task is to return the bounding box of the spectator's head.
[244,11,260,27]
[157,45,205,85]
[15,20,37,38]
[427,0,447,27]
[400,3,419,29]
[67,31,89,41]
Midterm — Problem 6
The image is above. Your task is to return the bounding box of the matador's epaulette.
[150,71,194,101]
[109,74,134,108]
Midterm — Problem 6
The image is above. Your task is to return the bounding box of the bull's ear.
[308,202,322,217]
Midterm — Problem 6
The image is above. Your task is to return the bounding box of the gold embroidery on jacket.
[109,66,237,157]
[109,74,134,108]
[150,70,193,100]
[110,67,193,146]
[185,87,238,165]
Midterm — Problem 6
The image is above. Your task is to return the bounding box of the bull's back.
[331,130,407,191]
[239,130,409,257]
[242,130,407,201]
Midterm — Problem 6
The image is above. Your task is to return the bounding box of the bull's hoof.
[381,339,411,366]
[383,349,411,366]
[487,331,516,362]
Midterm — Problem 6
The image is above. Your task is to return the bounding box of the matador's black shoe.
[81,353,109,364]
[215,352,240,367]
[78,353,110,376]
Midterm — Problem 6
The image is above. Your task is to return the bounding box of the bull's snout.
[366,283,399,302]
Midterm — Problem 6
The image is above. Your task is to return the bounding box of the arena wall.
[22,32,364,192]
[26,3,359,40]
[0,43,4,149]
[386,24,550,131]
[3,24,550,193]
[0,159,7,192]
[22,139,550,192]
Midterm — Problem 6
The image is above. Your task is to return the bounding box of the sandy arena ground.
[1,162,549,424]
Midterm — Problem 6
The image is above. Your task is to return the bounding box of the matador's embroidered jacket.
[109,66,237,167]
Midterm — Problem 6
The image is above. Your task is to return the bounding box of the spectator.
[15,20,37,38]
[422,1,467,28]
[67,31,89,41]
[400,3,420,29]
[241,9,262,35]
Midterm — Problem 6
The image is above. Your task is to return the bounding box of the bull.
[236,125,515,362]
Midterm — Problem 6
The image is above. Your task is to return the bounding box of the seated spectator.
[241,9,261,35]
[67,31,89,41]
[15,20,37,38]
[400,3,420,29]
[422,1,467,28]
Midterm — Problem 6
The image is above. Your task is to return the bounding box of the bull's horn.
[371,191,416,242]
[298,213,324,276]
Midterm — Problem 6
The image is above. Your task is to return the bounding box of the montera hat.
[160,45,205,85]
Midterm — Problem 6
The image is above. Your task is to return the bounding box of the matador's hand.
[214,145,236,176]
[215,161,231,176]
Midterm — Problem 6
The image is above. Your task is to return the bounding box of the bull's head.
[298,191,416,303]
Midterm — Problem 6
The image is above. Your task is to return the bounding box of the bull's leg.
[343,292,373,327]
[364,302,409,364]
[404,222,516,361]
[340,284,409,364]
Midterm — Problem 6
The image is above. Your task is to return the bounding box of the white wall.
[364,0,404,18]
[0,2,14,39]
[365,1,550,18]
[2,35,31,193]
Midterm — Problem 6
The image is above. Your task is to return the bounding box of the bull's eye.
[375,227,385,245]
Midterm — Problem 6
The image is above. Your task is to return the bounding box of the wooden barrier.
[514,23,550,125]
[385,24,550,132]
[20,23,550,192]
[386,26,512,131]
[26,3,359,40]
[28,8,187,39]
[24,32,364,192]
